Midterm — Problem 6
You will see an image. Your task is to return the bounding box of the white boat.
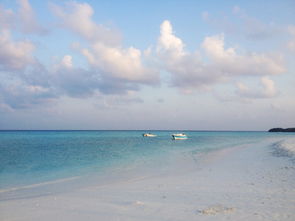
[172,133,187,140]
[143,133,157,137]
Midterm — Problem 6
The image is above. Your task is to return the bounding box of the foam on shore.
[273,138,295,158]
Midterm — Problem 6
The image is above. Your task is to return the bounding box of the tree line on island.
[268,128,295,132]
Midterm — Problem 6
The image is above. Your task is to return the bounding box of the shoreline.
[1,138,294,220]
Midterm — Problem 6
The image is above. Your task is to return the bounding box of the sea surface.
[0,130,294,190]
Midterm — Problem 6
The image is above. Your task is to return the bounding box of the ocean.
[0,130,294,191]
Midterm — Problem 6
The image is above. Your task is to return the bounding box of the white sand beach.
[1,138,294,221]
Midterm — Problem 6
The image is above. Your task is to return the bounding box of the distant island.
[268,128,295,132]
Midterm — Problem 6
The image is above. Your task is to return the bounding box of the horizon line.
[0,129,267,132]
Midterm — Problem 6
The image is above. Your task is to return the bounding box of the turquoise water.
[0,130,293,189]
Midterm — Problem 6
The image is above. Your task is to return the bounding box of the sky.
[0,0,294,130]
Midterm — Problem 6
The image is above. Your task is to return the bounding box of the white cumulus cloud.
[157,20,186,59]
[52,1,159,95]
[157,20,285,94]
[81,43,157,83]
[202,34,285,76]
[51,1,120,46]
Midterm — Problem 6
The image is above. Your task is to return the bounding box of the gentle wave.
[273,138,295,158]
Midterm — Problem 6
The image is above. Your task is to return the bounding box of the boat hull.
[143,133,157,137]
[172,137,187,140]
[172,134,187,140]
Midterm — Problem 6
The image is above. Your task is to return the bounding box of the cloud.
[0,54,96,109]
[17,0,48,35]
[0,1,52,109]
[0,2,288,111]
[236,77,278,99]
[0,75,56,109]
[157,20,217,90]
[202,34,285,76]
[52,1,159,95]
[0,53,98,110]
[51,1,120,46]
[0,29,35,70]
[60,55,73,68]
[81,43,158,83]
[0,1,158,110]
[157,20,186,59]
[51,55,99,97]
[157,20,285,91]
[0,0,48,35]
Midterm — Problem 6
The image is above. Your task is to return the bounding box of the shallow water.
[0,130,294,189]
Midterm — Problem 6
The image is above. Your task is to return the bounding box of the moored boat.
[172,133,187,140]
[143,133,157,137]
